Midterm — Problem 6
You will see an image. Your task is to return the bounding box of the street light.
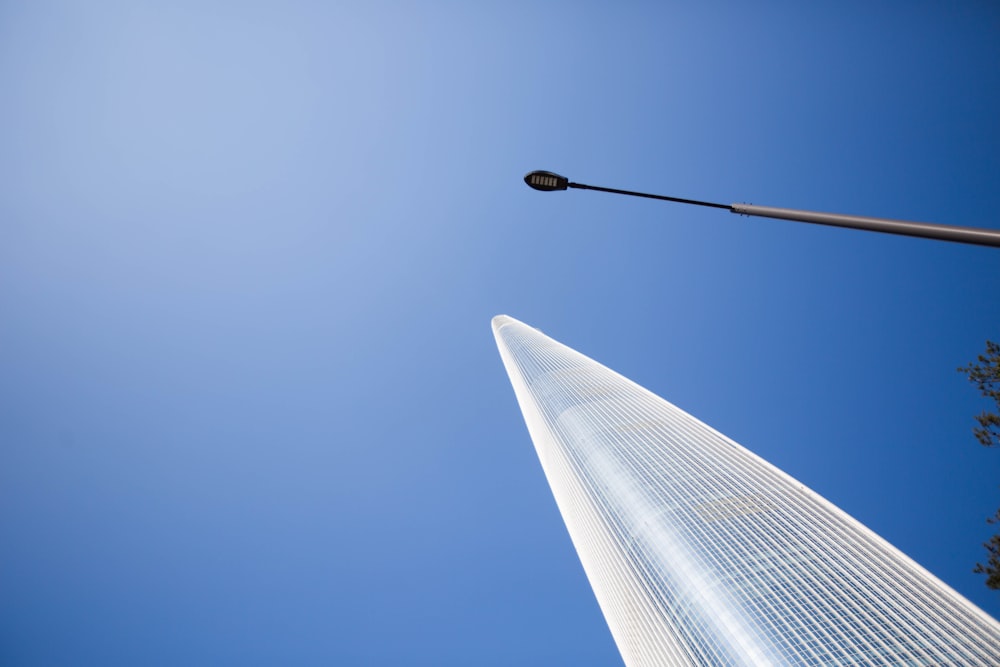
[524,170,1000,248]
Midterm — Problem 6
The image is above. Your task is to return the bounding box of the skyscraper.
[493,315,1000,666]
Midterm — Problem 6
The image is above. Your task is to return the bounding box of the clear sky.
[1,2,999,665]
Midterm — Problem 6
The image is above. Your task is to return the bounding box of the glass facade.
[493,315,1000,667]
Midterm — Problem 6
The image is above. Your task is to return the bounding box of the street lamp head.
[524,170,569,192]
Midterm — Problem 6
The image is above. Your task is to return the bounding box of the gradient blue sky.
[2,2,999,665]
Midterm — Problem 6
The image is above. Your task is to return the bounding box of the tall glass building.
[493,315,1000,666]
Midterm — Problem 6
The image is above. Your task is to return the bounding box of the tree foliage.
[959,340,1000,588]
[973,511,1000,589]
[958,340,1000,447]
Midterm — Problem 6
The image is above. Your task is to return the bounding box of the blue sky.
[2,2,999,665]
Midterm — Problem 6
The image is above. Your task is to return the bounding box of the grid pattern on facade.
[493,315,1000,667]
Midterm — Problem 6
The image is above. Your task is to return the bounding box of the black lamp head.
[524,170,569,192]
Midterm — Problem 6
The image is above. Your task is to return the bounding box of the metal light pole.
[524,170,1000,248]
